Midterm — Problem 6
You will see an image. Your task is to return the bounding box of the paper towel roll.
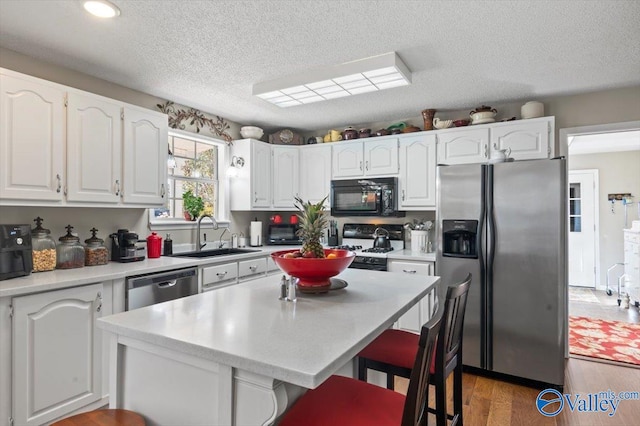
[250,221,262,246]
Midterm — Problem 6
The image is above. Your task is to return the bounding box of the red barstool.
[279,306,444,426]
[358,273,472,426]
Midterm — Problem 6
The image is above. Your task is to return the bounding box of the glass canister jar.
[56,225,85,269]
[31,216,57,272]
[84,228,109,266]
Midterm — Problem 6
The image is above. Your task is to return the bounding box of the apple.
[303,251,316,258]
[282,253,295,258]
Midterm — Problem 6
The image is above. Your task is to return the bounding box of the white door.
[272,146,299,209]
[122,106,168,205]
[332,142,363,178]
[399,134,436,208]
[251,141,272,208]
[365,137,398,176]
[0,73,65,202]
[568,170,598,288]
[12,283,103,426]
[299,144,331,206]
[436,128,489,165]
[66,92,122,203]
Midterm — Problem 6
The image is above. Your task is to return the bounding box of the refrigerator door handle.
[479,164,488,369]
[485,164,496,371]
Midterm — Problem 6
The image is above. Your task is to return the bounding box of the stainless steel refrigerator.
[436,158,566,387]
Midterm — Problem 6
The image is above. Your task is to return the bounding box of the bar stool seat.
[51,409,145,426]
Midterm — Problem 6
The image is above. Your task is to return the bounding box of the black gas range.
[331,224,405,271]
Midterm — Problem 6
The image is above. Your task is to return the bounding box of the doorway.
[568,169,598,288]
[561,121,640,366]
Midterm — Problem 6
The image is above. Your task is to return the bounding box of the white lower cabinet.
[238,258,268,281]
[202,261,239,291]
[388,259,436,333]
[11,283,105,426]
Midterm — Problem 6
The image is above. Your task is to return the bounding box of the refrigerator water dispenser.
[442,220,478,258]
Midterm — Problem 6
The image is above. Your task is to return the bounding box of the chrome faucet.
[218,227,229,248]
[196,214,218,251]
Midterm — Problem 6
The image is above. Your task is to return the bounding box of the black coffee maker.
[109,229,145,262]
[0,224,33,280]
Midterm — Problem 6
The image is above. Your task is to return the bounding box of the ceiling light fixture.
[253,52,411,108]
[83,0,121,18]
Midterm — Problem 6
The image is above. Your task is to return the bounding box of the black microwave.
[267,224,302,245]
[330,177,404,217]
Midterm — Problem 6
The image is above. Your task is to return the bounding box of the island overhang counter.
[97,268,440,426]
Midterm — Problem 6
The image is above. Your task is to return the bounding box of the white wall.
[569,150,640,288]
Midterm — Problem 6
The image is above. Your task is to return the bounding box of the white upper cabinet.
[0,72,65,202]
[299,144,331,206]
[230,139,273,210]
[489,117,553,160]
[272,146,299,208]
[122,106,168,205]
[332,137,398,178]
[332,142,364,178]
[436,128,489,165]
[252,141,272,208]
[66,91,122,203]
[0,68,168,207]
[399,133,437,209]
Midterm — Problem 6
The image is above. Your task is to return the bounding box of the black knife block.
[327,232,339,247]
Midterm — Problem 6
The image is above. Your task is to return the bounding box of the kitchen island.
[97,268,440,426]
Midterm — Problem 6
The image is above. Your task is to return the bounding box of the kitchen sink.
[170,248,260,258]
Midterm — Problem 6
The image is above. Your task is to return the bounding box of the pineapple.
[295,196,328,258]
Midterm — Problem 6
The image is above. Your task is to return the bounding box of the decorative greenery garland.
[157,101,233,145]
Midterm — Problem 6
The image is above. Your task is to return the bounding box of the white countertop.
[0,246,301,298]
[388,249,436,262]
[97,268,440,389]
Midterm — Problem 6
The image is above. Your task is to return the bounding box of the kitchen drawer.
[624,232,640,244]
[238,258,268,279]
[267,256,280,273]
[202,262,238,286]
[388,260,434,276]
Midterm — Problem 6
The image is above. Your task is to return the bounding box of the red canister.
[146,232,162,258]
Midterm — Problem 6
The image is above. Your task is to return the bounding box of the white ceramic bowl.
[470,111,496,122]
[433,118,453,129]
[240,126,264,139]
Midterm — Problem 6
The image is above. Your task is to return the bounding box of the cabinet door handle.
[484,144,488,158]
[402,269,417,274]
[254,192,258,202]
[402,190,405,201]
[365,161,369,171]
[115,179,120,196]
[56,174,61,193]
[95,292,102,312]
[160,183,166,198]
[249,265,257,271]
[216,271,228,278]
[359,161,363,171]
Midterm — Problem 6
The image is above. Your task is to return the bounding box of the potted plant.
[182,190,204,221]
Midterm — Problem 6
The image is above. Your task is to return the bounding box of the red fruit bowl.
[271,249,355,291]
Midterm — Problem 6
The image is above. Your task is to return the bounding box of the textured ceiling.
[1,1,639,132]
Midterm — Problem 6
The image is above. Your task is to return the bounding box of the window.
[150,130,229,228]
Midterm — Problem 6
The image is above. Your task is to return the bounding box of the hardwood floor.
[395,358,640,425]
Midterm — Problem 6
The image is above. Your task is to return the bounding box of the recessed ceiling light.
[253,52,411,107]
[83,0,121,18]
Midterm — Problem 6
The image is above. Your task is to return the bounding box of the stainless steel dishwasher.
[126,267,198,310]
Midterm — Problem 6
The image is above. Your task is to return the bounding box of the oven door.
[331,181,381,216]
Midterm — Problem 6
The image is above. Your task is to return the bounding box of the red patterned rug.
[569,316,640,366]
